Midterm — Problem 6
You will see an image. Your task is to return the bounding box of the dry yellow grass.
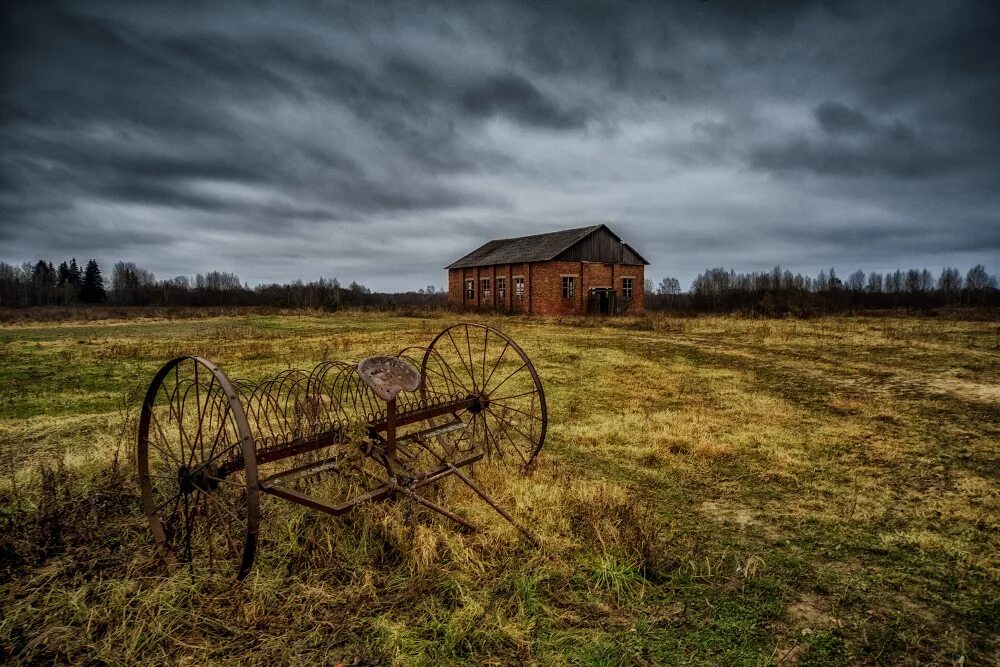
[1,310,998,664]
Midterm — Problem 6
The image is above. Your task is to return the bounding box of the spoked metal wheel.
[420,323,546,471]
[137,356,259,579]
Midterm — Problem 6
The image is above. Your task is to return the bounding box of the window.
[466,280,474,300]
[481,278,490,300]
[514,277,525,299]
[496,277,505,300]
[622,277,633,299]
[562,276,575,299]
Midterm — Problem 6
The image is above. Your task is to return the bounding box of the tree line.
[2,256,996,314]
[646,264,999,315]
[0,258,446,309]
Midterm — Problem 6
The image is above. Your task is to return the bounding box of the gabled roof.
[445,224,647,269]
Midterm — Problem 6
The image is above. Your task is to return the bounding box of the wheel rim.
[420,323,546,470]
[137,356,259,579]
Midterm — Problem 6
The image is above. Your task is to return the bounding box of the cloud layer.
[2,0,998,289]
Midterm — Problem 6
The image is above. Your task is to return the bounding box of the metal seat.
[357,355,422,402]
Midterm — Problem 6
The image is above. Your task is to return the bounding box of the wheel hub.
[466,392,491,414]
[177,463,227,494]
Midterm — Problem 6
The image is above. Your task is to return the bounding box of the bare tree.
[657,276,681,295]
[937,267,962,293]
[866,272,884,293]
[965,264,997,290]
[846,270,865,292]
[111,261,156,305]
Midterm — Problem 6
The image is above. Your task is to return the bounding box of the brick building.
[445,225,649,315]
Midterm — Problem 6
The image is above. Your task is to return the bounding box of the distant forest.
[0,259,444,310]
[1,258,997,315]
[647,265,999,315]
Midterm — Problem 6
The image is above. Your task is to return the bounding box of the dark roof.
[445,224,648,269]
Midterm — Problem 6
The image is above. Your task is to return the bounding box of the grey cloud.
[1,0,998,289]
[750,103,959,179]
[815,102,871,133]
[460,74,587,129]
[692,121,734,141]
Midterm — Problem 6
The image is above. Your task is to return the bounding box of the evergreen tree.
[79,259,106,303]
[68,258,81,285]
[30,260,57,305]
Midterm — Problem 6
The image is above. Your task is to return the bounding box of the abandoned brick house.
[445,224,649,315]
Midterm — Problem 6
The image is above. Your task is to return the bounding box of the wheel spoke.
[465,324,478,393]
[478,410,505,461]
[487,362,528,397]
[422,362,467,395]
[148,411,185,467]
[181,492,194,564]
[488,388,538,403]
[203,402,233,465]
[201,487,247,529]
[447,329,477,392]
[205,473,249,490]
[152,491,182,516]
[482,341,510,393]
[481,328,489,392]
[485,406,531,465]
[193,373,219,460]
[486,399,542,423]
[197,439,241,471]
[194,364,202,463]
[480,411,496,459]
[470,408,479,453]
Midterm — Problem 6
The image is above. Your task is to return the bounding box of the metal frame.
[136,323,546,579]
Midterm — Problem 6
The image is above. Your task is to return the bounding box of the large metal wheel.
[419,323,546,470]
[137,356,259,579]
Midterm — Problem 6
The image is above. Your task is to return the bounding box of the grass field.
[1,310,998,665]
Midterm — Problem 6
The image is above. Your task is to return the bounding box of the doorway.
[587,288,615,315]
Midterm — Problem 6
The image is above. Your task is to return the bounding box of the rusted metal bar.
[262,483,392,516]
[367,397,477,433]
[256,429,349,465]
[445,462,539,546]
[386,397,397,460]
[257,454,345,488]
[411,433,539,546]
[386,478,479,532]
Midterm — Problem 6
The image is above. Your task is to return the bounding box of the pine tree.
[68,258,81,285]
[31,260,57,305]
[79,259,106,303]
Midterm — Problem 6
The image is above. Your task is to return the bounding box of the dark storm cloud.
[1,0,998,289]
[750,102,960,179]
[815,102,871,134]
[460,74,587,129]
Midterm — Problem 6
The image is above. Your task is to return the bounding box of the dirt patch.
[928,377,1000,404]
[699,500,758,527]
[774,643,808,665]
[772,595,840,665]
[788,593,838,629]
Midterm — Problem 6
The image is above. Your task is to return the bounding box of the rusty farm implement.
[136,323,546,578]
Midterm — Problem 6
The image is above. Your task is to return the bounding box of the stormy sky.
[2,1,998,291]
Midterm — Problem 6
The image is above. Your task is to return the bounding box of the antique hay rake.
[137,323,546,579]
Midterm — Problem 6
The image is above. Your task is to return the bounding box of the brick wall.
[449,261,643,315]
[448,269,463,306]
